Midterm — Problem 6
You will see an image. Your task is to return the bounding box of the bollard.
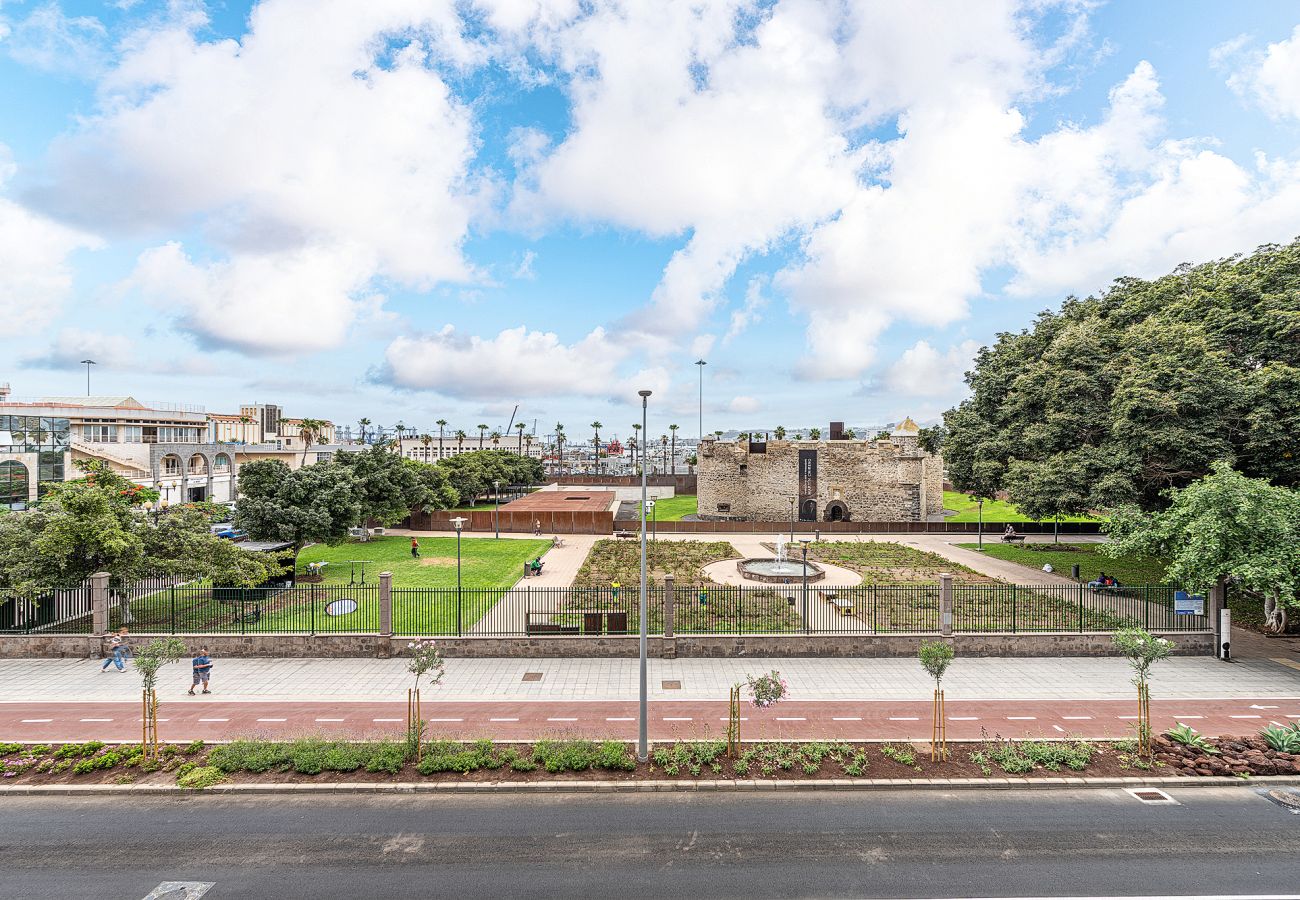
[90,572,110,637]
[939,573,953,636]
[1071,564,1080,581]
[379,572,393,637]
[663,574,675,639]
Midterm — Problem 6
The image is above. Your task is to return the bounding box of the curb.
[2,775,1298,797]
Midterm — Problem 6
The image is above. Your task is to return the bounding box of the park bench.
[1001,533,1026,543]
[820,591,854,616]
[552,536,566,548]
[614,530,634,540]
[303,561,328,582]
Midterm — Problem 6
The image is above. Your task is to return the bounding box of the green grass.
[943,491,1102,523]
[634,495,697,521]
[807,541,993,584]
[955,543,1169,585]
[298,535,552,589]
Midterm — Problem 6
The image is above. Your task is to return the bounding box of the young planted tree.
[729,670,789,757]
[1112,627,1175,757]
[918,641,955,761]
[134,637,188,758]
[405,638,446,762]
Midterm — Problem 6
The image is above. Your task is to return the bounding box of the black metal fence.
[1,580,1212,637]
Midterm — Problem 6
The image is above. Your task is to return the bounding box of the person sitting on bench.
[1088,572,1117,589]
[1002,525,1024,542]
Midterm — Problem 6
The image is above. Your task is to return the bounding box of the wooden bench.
[1001,534,1026,543]
[552,537,566,548]
[614,530,634,540]
[820,591,854,615]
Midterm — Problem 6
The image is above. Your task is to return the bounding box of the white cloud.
[383,324,668,401]
[728,395,761,414]
[513,249,537,280]
[31,0,483,353]
[1219,25,1300,121]
[3,2,110,76]
[884,340,979,398]
[722,277,768,345]
[0,146,101,336]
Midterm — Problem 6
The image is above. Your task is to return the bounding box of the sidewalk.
[3,655,1296,703]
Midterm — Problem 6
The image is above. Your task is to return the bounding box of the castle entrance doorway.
[825,500,849,522]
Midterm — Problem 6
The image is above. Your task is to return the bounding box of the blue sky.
[2,0,1299,445]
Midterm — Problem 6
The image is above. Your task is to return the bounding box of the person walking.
[533,519,541,536]
[410,537,420,559]
[100,627,129,672]
[188,648,213,695]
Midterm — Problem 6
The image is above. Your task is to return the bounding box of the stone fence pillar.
[663,574,675,639]
[379,572,393,637]
[90,572,110,638]
[939,573,953,637]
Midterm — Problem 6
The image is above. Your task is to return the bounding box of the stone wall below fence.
[0,631,1212,659]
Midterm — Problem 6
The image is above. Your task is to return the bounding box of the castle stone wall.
[697,438,943,523]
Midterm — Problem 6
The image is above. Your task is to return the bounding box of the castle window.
[716,503,731,512]
[739,464,747,473]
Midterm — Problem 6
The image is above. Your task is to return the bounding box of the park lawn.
[807,541,993,584]
[298,535,552,589]
[955,543,1169,585]
[636,494,697,521]
[943,491,1102,523]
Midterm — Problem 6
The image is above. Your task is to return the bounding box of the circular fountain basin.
[737,557,826,584]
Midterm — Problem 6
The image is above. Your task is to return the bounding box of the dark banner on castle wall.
[798,449,817,519]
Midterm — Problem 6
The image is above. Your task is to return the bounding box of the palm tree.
[455,429,466,454]
[516,422,526,454]
[713,430,723,440]
[394,421,407,455]
[297,418,327,466]
[590,421,603,474]
[660,434,669,475]
[435,418,448,460]
[843,427,856,440]
[773,425,786,441]
[631,423,641,471]
[357,417,371,445]
[420,433,432,461]
[794,432,803,441]
[477,424,488,450]
[523,432,534,463]
[490,430,501,450]
[809,427,822,441]
[554,423,565,474]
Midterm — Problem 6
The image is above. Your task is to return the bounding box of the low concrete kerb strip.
[2,775,1297,797]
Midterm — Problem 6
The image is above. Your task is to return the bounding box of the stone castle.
[696,418,943,523]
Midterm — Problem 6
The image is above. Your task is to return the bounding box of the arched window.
[213,453,231,473]
[188,454,208,476]
[162,455,182,476]
[0,460,29,509]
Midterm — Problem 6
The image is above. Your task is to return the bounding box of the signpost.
[1174,591,1205,616]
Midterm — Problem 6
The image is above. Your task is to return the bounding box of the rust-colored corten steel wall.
[552,474,697,493]
[406,508,614,534]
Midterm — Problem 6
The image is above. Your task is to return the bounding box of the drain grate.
[661,680,682,690]
[1262,788,1300,814]
[521,672,543,682]
[1124,788,1178,804]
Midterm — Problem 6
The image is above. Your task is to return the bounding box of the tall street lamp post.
[493,480,500,540]
[637,389,652,762]
[976,499,985,551]
[451,516,467,634]
[80,359,96,396]
[799,535,812,635]
[789,498,795,544]
[694,359,706,445]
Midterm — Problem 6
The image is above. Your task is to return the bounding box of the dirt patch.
[418,557,458,567]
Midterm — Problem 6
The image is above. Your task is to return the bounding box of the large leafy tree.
[944,240,1300,513]
[1105,463,1300,633]
[235,459,359,559]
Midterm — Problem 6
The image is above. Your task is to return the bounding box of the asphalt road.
[2,788,1299,899]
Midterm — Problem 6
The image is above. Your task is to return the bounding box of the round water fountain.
[736,537,826,584]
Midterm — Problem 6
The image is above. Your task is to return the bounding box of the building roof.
[501,490,618,513]
[40,396,148,409]
[891,416,920,436]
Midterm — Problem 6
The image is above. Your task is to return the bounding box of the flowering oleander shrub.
[747,670,789,708]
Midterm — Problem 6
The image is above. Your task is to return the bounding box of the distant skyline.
[3,1,1300,437]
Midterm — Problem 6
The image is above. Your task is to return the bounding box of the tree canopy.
[944,240,1300,513]
[1105,463,1300,634]
[235,459,360,556]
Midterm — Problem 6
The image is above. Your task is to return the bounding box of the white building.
[397,434,544,463]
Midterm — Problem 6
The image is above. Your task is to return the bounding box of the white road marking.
[1229,715,1261,719]
[20,719,51,723]
[430,718,463,723]
[488,717,519,722]
[372,718,403,723]
[197,718,228,723]
[546,717,578,722]
[1062,716,1093,720]
[1117,715,1138,720]
[1007,716,1037,721]
[1052,725,1065,733]
[605,717,635,722]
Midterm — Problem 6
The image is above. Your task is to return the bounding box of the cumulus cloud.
[728,395,761,414]
[381,324,668,401]
[1218,25,1300,121]
[18,326,218,375]
[0,146,101,336]
[29,0,482,354]
[883,340,979,398]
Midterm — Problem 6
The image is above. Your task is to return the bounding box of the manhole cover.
[662,680,682,690]
[1124,788,1178,804]
[1262,788,1300,813]
[521,672,543,682]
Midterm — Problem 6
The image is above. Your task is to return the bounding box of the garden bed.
[5,733,1296,789]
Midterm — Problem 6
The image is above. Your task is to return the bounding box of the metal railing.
[0,581,1212,637]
